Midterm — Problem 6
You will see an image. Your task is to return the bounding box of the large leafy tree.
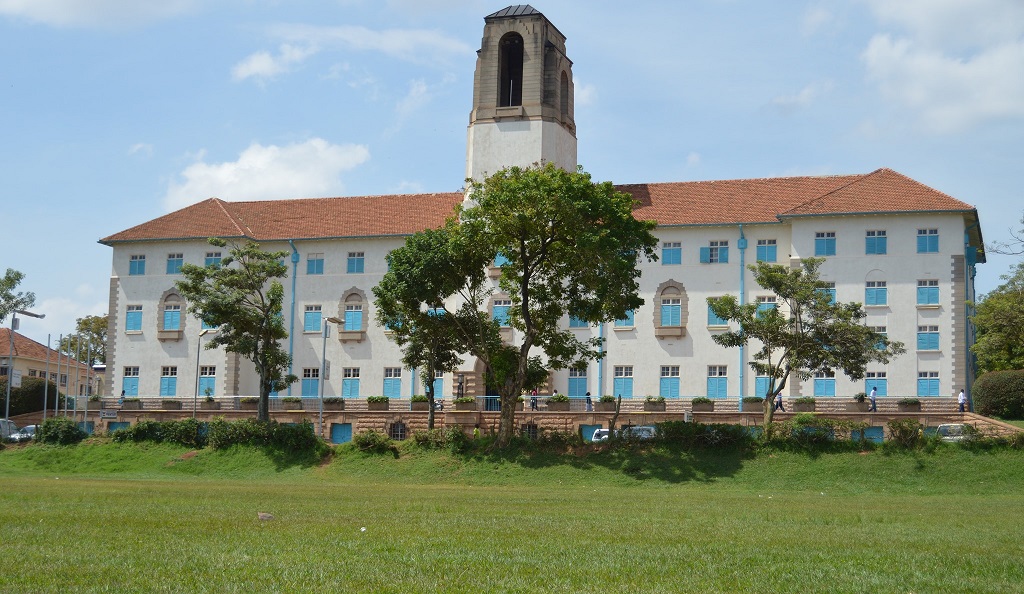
[708,258,905,431]
[1,268,36,325]
[59,315,109,365]
[374,225,475,429]
[971,261,1024,373]
[175,239,296,421]
[376,164,658,447]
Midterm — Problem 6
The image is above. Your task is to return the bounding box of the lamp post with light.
[5,309,45,423]
[193,328,211,418]
[319,316,343,437]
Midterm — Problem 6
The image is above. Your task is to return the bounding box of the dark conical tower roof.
[486,5,541,19]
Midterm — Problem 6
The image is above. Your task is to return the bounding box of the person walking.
[869,386,877,412]
[585,392,593,411]
[774,393,785,412]
[530,389,538,411]
[958,389,966,413]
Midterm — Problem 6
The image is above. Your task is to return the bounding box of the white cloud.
[861,0,1024,133]
[163,138,371,211]
[386,74,456,134]
[863,34,1024,133]
[801,5,834,36]
[574,80,596,107]
[266,23,470,66]
[232,44,319,83]
[0,0,195,28]
[771,81,833,113]
[128,143,153,157]
[33,292,107,346]
[685,152,701,168]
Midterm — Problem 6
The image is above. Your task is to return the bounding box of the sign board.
[100,410,118,419]
[11,370,22,388]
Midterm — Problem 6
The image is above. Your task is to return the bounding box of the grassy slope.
[1,442,1023,593]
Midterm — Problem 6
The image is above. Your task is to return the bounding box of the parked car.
[590,425,657,442]
[1,419,20,442]
[10,424,38,443]
[935,423,973,443]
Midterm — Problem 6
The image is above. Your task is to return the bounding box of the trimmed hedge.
[973,370,1024,419]
[0,378,64,415]
[111,419,206,448]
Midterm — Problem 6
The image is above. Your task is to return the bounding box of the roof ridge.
[778,170,873,216]
[211,198,250,237]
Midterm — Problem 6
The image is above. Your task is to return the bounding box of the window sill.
[337,330,365,343]
[706,324,729,330]
[864,304,889,309]
[612,326,635,331]
[916,350,941,354]
[495,105,524,119]
[125,330,143,335]
[157,330,183,342]
[487,266,502,279]
[655,326,685,338]
[916,304,941,310]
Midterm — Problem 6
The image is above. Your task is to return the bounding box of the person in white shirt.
[958,389,966,413]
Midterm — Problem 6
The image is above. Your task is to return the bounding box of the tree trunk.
[425,375,436,430]
[495,392,517,447]
[258,377,271,422]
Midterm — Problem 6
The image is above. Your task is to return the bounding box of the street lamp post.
[193,328,212,418]
[319,317,343,437]
[5,309,45,423]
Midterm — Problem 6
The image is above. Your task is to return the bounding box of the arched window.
[560,71,569,119]
[498,33,524,107]
[653,281,688,338]
[157,289,185,341]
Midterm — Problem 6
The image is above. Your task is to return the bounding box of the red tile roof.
[99,169,977,244]
[0,329,89,370]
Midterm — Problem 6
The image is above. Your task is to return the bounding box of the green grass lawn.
[2,441,1023,593]
[1004,419,1024,430]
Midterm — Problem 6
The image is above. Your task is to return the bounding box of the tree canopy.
[175,239,296,421]
[59,315,108,365]
[971,261,1024,373]
[708,258,905,429]
[375,164,658,446]
[1,268,36,325]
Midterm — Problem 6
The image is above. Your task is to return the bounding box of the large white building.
[99,5,985,405]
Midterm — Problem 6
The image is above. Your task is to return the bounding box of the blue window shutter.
[699,247,710,263]
[301,378,318,397]
[755,377,771,399]
[159,377,176,397]
[615,310,635,327]
[163,309,180,331]
[199,377,215,396]
[122,377,139,397]
[345,309,362,331]
[342,378,360,399]
[662,247,681,265]
[865,288,876,306]
[568,377,586,398]
[917,286,927,304]
[383,378,401,399]
[304,311,321,332]
[720,247,729,264]
[660,377,679,399]
[917,379,927,397]
[613,378,633,399]
[929,379,939,397]
[766,245,777,262]
[877,288,887,305]
[707,377,726,399]
[877,237,887,254]
[432,378,444,398]
[126,310,142,331]
[866,379,887,397]
[493,306,509,326]
[494,254,509,267]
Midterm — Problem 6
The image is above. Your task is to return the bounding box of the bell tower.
[465,5,577,184]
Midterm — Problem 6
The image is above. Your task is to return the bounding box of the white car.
[590,425,657,442]
[10,424,38,442]
[1,419,19,442]
[935,423,972,443]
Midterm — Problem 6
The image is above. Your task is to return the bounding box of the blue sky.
[2,0,1022,346]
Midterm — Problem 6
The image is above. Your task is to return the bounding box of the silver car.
[10,424,38,442]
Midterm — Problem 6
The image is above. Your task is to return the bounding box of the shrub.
[691,397,713,405]
[324,397,344,404]
[973,370,1024,419]
[412,428,445,447]
[282,397,302,404]
[240,397,259,404]
[123,397,141,403]
[853,392,867,403]
[599,395,616,403]
[111,419,207,448]
[656,421,754,449]
[206,418,324,454]
[645,395,666,403]
[741,397,763,404]
[410,395,429,403]
[898,398,921,406]
[453,396,475,404]
[548,393,570,403]
[36,416,87,445]
[88,395,100,402]
[444,424,470,453]
[886,418,924,449]
[366,396,389,404]
[352,429,397,454]
[794,397,816,404]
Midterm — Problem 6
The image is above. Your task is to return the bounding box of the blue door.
[108,422,130,433]
[330,423,353,444]
[581,424,603,442]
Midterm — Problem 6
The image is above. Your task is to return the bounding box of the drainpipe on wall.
[963,223,980,411]
[287,240,300,396]
[737,225,747,410]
